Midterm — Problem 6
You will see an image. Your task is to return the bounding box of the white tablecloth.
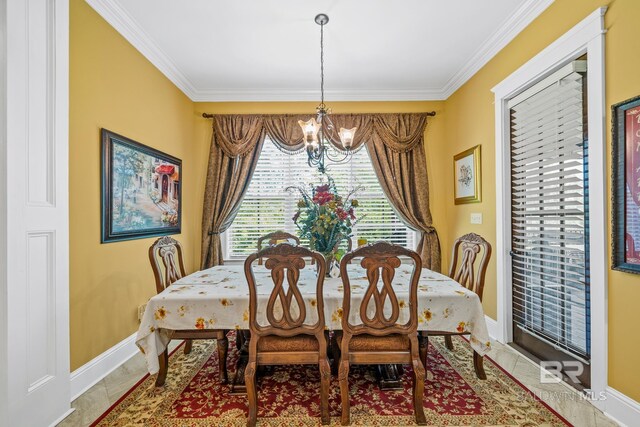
[136,264,491,374]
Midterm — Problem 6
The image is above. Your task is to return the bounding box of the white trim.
[69,332,138,401]
[84,0,552,102]
[0,0,8,423]
[491,3,608,406]
[484,315,499,340]
[49,409,75,427]
[441,0,554,99]
[604,387,640,427]
[84,0,199,99]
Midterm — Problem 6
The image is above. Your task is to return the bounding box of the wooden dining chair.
[335,241,426,426]
[244,244,331,427]
[419,232,491,380]
[148,236,229,386]
[257,231,300,265]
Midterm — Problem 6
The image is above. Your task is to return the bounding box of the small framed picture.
[453,145,481,204]
[612,96,640,274]
[101,129,182,243]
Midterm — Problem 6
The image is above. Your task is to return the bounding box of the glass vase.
[315,251,336,277]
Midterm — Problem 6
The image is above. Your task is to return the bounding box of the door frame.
[492,7,607,407]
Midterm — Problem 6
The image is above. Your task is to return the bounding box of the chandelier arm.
[323,148,351,163]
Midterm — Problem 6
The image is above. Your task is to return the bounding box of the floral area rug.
[92,336,571,426]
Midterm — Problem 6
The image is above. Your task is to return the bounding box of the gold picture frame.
[453,145,481,204]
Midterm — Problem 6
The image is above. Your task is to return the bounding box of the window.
[224,138,415,260]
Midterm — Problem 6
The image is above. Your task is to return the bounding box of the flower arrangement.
[288,176,363,258]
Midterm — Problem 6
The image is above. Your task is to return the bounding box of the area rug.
[91,336,571,426]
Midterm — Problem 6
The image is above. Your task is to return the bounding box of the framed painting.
[453,144,481,204]
[101,129,182,243]
[612,96,640,274]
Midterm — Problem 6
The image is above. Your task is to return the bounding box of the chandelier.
[298,14,357,174]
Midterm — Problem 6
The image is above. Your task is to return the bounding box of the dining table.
[136,262,492,392]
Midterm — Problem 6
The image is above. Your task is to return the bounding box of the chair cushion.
[335,332,410,351]
[257,334,320,352]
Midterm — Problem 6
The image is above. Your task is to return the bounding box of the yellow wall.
[440,0,640,400]
[69,0,198,370]
[192,102,449,270]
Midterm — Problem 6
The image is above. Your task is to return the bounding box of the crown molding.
[85,0,553,102]
[85,0,199,99]
[190,88,447,102]
[441,0,555,99]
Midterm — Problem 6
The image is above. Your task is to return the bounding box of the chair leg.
[473,350,486,380]
[338,358,351,426]
[183,339,193,354]
[218,332,229,384]
[319,357,331,425]
[444,335,454,351]
[245,359,258,427]
[411,360,427,425]
[410,336,427,425]
[330,334,341,375]
[418,332,428,370]
[155,348,169,387]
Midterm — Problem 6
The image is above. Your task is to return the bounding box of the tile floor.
[58,339,618,426]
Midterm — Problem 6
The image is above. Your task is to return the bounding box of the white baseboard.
[484,315,499,341]
[604,387,640,427]
[69,332,138,401]
[49,408,75,427]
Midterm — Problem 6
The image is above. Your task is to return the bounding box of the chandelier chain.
[320,21,325,109]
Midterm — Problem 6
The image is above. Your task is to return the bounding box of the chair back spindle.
[340,241,422,336]
[245,243,326,337]
[149,236,186,294]
[448,233,491,301]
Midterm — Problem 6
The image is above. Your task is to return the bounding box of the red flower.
[348,207,355,220]
[313,191,333,205]
[336,208,348,221]
[315,184,330,193]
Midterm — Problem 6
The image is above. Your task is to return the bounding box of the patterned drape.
[201,113,440,271]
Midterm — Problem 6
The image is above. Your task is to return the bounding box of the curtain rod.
[202,111,436,119]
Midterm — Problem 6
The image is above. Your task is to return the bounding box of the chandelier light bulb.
[298,118,320,146]
[339,127,356,149]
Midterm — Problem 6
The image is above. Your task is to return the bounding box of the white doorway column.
[0,0,71,425]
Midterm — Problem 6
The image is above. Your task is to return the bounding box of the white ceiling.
[86,0,553,101]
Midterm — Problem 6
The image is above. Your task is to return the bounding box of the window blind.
[224,138,415,260]
[509,61,590,359]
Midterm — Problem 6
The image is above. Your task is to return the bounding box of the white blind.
[509,62,590,359]
[224,138,415,260]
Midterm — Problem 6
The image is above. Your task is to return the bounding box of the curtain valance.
[210,113,430,157]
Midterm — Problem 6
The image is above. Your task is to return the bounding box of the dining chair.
[419,232,491,380]
[244,243,330,426]
[257,230,300,265]
[148,236,229,386]
[335,241,426,426]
